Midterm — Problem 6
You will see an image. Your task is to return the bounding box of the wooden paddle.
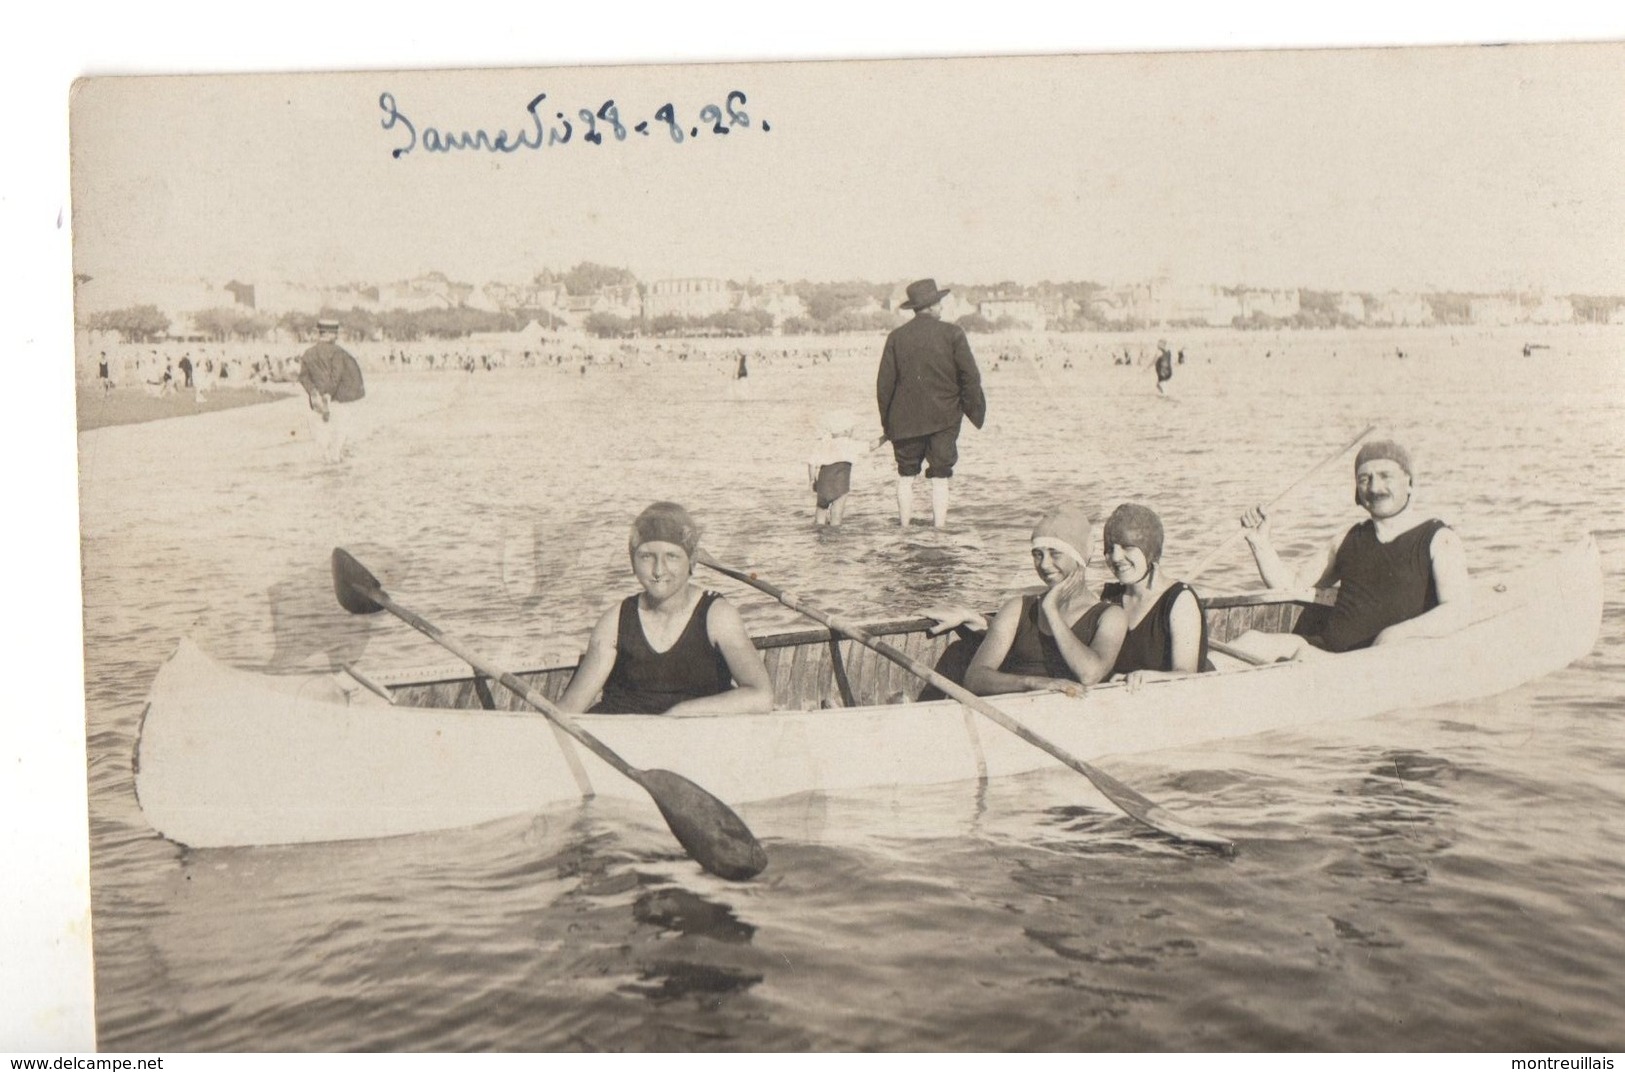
[331,548,767,881]
[1207,639,1270,667]
[696,551,1234,854]
[1184,423,1377,585]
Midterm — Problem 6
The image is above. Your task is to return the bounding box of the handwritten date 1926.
[379,91,768,159]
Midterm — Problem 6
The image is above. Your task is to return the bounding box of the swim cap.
[1355,439,1413,479]
[629,501,701,557]
[1031,505,1093,570]
[1103,503,1165,563]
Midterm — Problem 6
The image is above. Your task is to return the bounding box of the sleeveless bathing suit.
[1103,581,1214,677]
[999,595,1112,681]
[1318,519,1447,653]
[592,590,734,714]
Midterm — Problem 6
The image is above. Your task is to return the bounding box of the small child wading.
[806,412,885,526]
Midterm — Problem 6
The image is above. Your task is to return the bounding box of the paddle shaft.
[698,554,1232,851]
[1207,638,1270,667]
[348,580,639,780]
[1185,423,1377,584]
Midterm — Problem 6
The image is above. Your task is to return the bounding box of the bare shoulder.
[590,600,624,640]
[994,593,1028,619]
[1168,585,1204,616]
[705,593,749,633]
[1428,523,1467,558]
[1430,521,1462,543]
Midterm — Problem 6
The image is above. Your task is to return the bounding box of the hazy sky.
[70,43,1625,296]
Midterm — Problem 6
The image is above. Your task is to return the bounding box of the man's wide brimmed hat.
[316,319,341,335]
[901,278,950,311]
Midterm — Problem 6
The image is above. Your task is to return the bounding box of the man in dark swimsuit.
[556,502,773,715]
[1232,439,1472,660]
[1154,340,1174,395]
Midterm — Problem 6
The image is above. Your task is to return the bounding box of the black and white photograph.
[12,11,1625,1055]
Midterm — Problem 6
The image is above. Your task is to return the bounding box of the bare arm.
[555,605,621,714]
[1039,575,1125,686]
[964,596,1086,696]
[1119,587,1205,687]
[665,599,775,714]
[965,597,1059,695]
[921,604,989,637]
[1241,507,1339,592]
[1372,527,1472,645]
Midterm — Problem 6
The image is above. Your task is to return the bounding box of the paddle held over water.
[331,547,768,881]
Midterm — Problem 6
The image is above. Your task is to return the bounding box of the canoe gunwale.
[372,590,1332,692]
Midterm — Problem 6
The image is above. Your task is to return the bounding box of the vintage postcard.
[43,34,1625,1053]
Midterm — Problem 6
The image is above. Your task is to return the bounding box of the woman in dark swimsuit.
[962,505,1127,696]
[557,502,773,715]
[1100,503,1213,689]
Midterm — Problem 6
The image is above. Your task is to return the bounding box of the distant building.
[740,283,807,327]
[1155,281,1242,326]
[1335,293,1367,322]
[1237,288,1300,320]
[378,273,472,312]
[1469,297,1522,327]
[1530,296,1574,325]
[647,278,732,319]
[596,283,643,319]
[1367,291,1433,326]
[978,296,1045,330]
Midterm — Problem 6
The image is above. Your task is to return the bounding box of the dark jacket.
[298,342,366,403]
[876,314,986,440]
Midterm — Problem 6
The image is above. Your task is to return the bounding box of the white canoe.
[134,536,1603,849]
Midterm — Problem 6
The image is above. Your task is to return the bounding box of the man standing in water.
[876,278,987,528]
[298,319,366,462]
[1228,439,1471,660]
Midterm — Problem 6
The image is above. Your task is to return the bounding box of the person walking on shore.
[876,278,987,528]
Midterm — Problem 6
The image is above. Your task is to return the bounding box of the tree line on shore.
[78,262,1625,345]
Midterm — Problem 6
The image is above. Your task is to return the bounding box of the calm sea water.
[79,326,1625,1051]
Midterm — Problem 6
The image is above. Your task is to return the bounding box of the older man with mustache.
[1229,439,1471,661]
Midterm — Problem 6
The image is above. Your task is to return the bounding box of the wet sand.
[76,384,297,432]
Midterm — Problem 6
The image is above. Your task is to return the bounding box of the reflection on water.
[79,327,1625,1050]
[633,888,757,944]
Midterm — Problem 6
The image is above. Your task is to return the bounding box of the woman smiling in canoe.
[557,502,774,715]
[1099,503,1214,688]
[961,505,1128,696]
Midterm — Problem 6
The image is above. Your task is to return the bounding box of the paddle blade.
[332,548,386,615]
[638,769,768,881]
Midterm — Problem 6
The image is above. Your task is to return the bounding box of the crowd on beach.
[88,343,300,398]
[80,334,887,391]
[82,317,1572,402]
